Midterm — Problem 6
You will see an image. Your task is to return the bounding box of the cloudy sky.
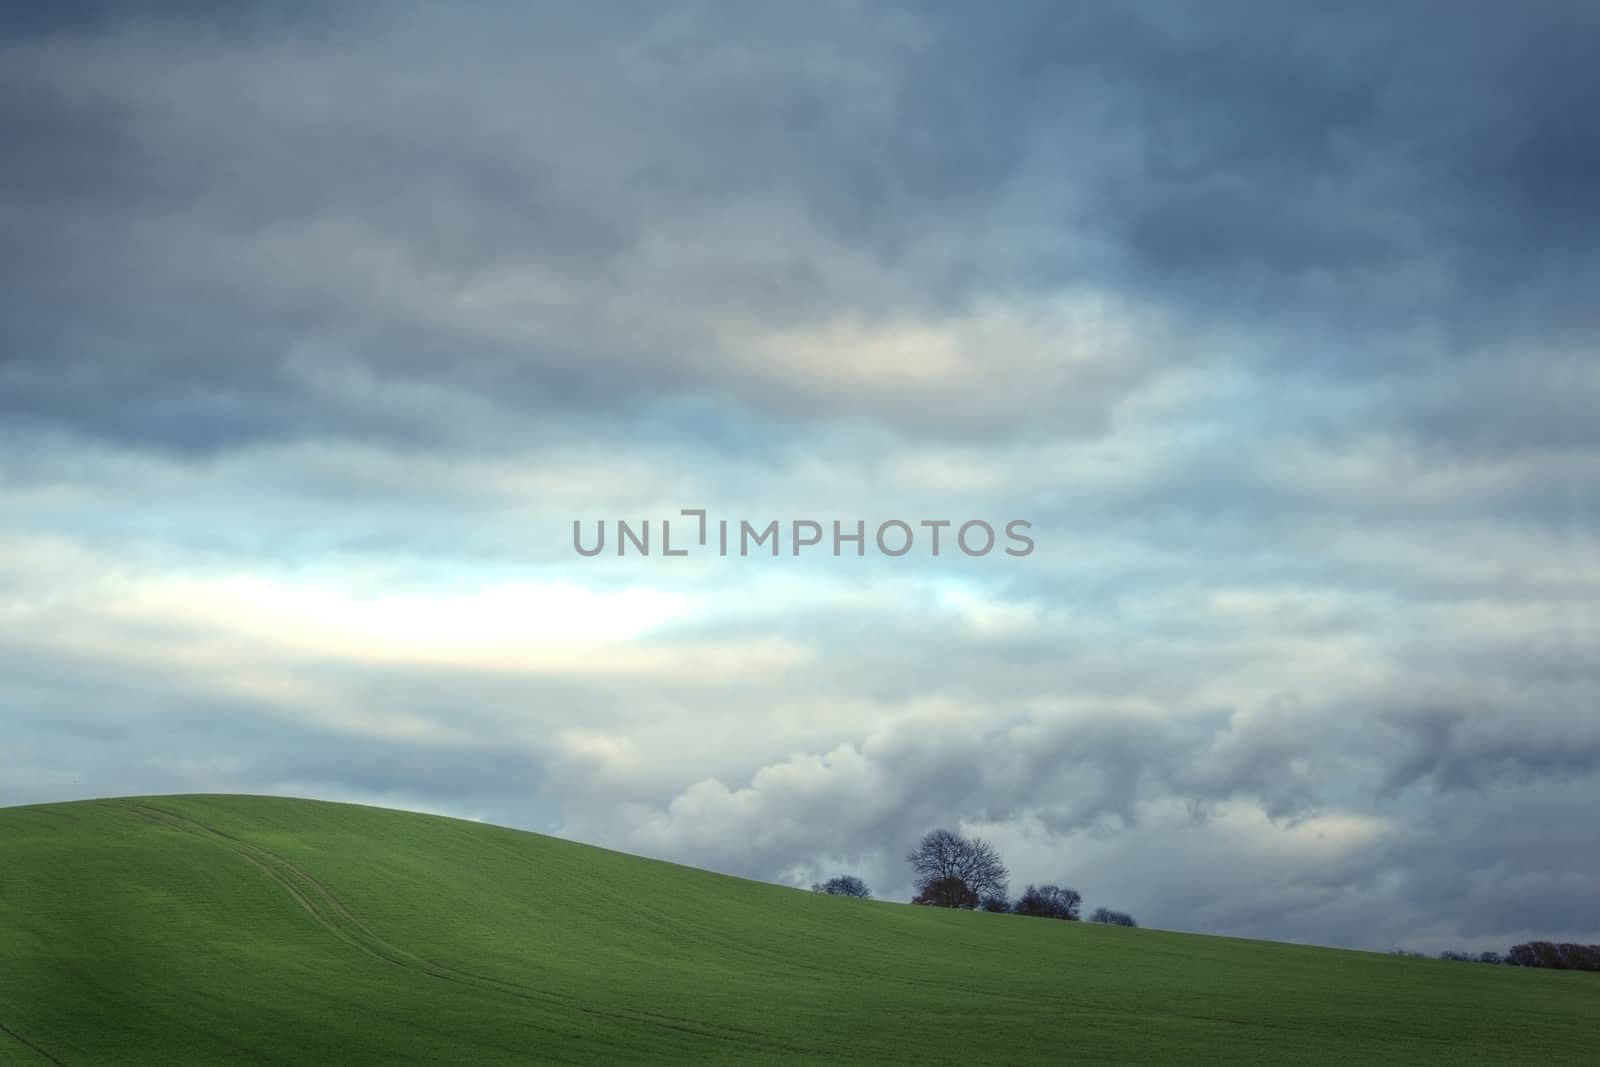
[3,1,1597,952]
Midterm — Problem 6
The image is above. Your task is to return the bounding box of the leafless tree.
[906,829,1008,908]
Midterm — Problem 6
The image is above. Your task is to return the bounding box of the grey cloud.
[1378,702,1600,797]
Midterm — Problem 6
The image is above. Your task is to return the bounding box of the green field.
[1,796,1594,1064]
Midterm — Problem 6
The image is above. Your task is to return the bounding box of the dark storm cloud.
[1012,3,1600,340]
[4,2,1597,454]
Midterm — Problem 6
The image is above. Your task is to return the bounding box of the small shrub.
[811,875,871,900]
[1089,908,1137,927]
[1012,885,1081,921]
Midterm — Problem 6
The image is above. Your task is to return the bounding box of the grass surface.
[1,796,1595,1064]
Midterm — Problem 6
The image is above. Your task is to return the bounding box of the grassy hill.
[1,796,1594,1064]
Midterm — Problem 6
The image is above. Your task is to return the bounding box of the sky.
[2,1,1597,953]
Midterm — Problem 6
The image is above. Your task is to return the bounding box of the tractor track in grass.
[115,801,807,1057]
[0,1018,69,1066]
[439,817,1054,1010]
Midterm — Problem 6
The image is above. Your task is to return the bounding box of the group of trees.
[811,830,1137,928]
[1506,942,1600,971]
[1398,942,1600,971]
[905,830,1136,925]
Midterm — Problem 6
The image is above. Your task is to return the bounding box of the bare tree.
[811,875,871,899]
[1013,884,1081,920]
[906,829,1008,908]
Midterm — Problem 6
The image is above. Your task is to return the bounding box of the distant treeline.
[1396,942,1600,971]
[1506,943,1600,971]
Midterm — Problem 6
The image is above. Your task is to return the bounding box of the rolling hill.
[1,795,1594,1064]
